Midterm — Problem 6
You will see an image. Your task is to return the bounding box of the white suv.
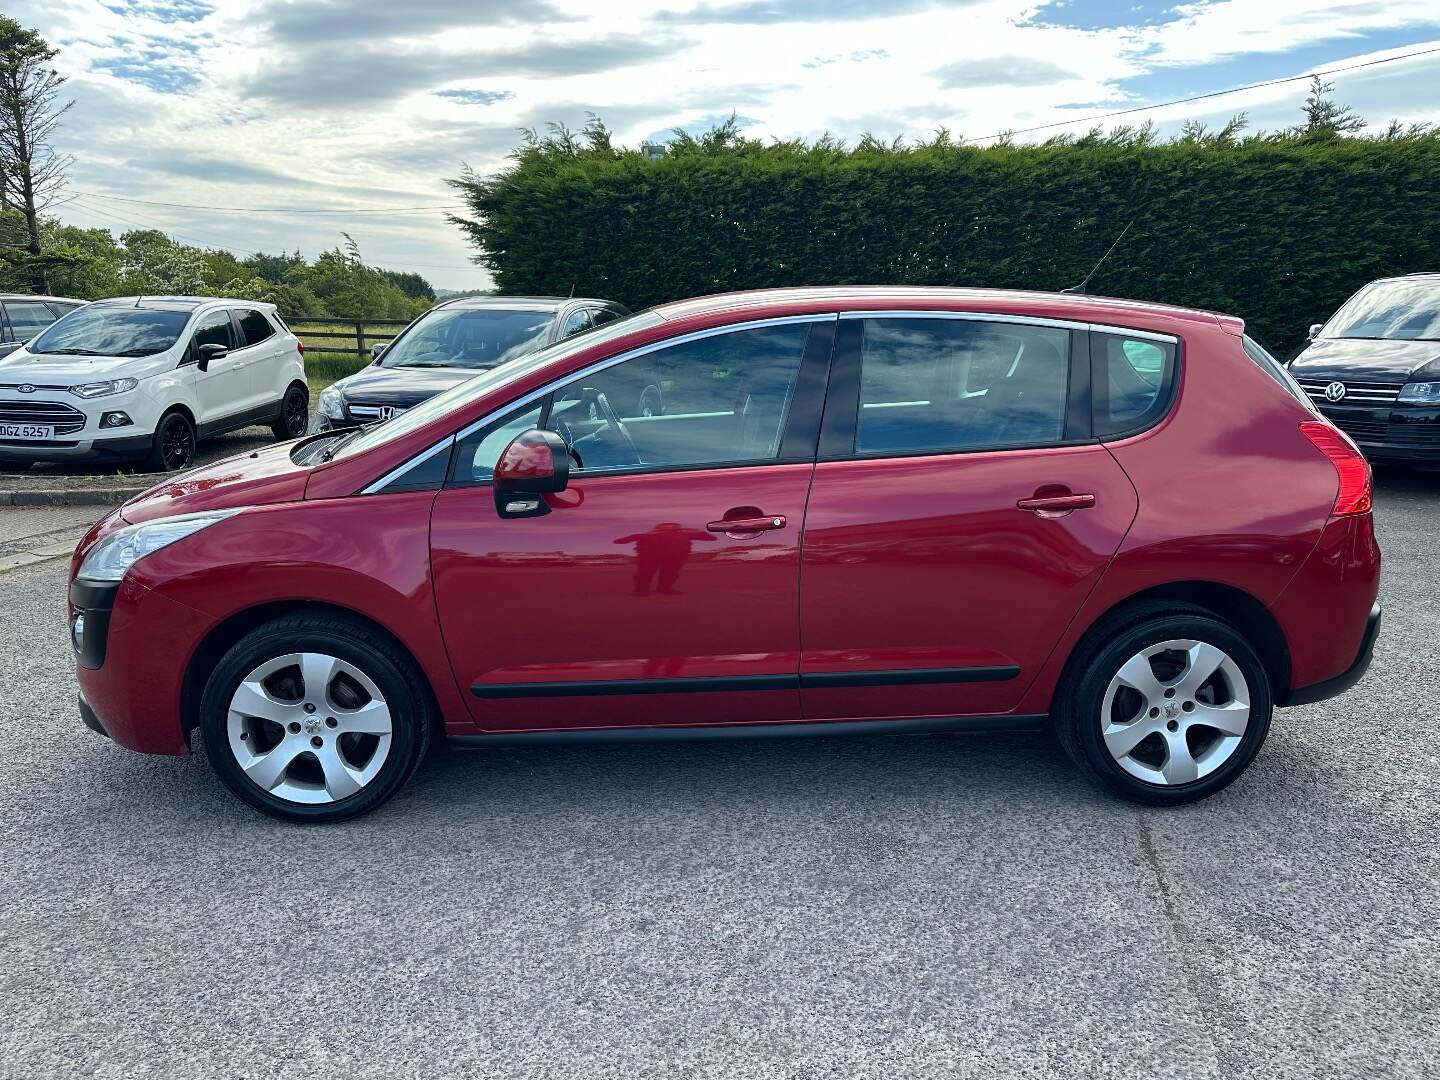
[0,296,308,471]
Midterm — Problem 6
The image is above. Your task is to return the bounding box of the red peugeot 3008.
[69,288,1381,822]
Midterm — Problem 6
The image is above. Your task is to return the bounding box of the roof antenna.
[1063,219,1133,296]
[134,294,144,307]
[568,283,575,298]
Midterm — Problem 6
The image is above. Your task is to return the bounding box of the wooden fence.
[282,317,412,356]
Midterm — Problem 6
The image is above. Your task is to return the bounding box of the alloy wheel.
[1099,638,1251,786]
[284,391,307,435]
[161,416,194,469]
[226,651,393,804]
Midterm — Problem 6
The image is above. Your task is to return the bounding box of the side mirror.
[196,342,228,372]
[371,341,387,360]
[1308,323,1324,341]
[493,429,570,519]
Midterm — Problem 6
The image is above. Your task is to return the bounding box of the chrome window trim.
[838,309,1180,344]
[361,313,836,494]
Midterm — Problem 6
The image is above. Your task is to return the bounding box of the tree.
[0,18,73,290]
[1300,75,1365,138]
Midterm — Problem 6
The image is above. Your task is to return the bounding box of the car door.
[429,315,835,733]
[188,308,244,425]
[232,307,285,410]
[797,314,1142,722]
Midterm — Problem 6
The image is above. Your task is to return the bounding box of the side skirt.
[448,713,1047,748]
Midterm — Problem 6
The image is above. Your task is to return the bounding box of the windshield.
[28,306,191,358]
[1322,279,1440,341]
[334,311,663,460]
[380,307,556,370]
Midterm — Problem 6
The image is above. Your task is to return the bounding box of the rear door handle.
[1017,493,1096,516]
[707,514,786,534]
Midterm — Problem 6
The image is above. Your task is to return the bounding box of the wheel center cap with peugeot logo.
[1324,381,1347,402]
[304,715,322,735]
[1163,701,1181,720]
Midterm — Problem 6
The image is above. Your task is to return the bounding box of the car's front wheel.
[144,409,196,472]
[272,384,309,440]
[199,613,432,822]
[1056,604,1273,805]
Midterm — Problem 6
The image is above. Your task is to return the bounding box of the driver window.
[190,310,234,355]
[547,322,811,475]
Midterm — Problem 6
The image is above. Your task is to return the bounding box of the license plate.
[0,422,54,439]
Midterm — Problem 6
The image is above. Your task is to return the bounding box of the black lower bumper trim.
[78,693,109,738]
[1281,601,1382,707]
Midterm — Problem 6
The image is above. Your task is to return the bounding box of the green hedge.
[452,127,1440,352]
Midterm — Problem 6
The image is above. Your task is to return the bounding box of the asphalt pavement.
[0,470,1437,1079]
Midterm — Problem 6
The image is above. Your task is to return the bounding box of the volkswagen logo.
[16,383,34,394]
[1324,381,1347,403]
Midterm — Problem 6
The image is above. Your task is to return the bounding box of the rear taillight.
[296,339,305,356]
[1300,420,1372,516]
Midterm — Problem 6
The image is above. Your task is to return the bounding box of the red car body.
[70,288,1380,770]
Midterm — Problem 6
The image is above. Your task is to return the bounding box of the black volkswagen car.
[1290,273,1440,468]
[317,295,630,431]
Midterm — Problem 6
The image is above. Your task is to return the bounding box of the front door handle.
[707,514,786,534]
[1017,491,1096,517]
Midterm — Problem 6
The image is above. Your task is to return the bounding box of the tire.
[1054,602,1273,806]
[199,612,434,823]
[271,384,309,440]
[143,409,196,472]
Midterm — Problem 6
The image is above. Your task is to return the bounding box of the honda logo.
[378,405,405,421]
[1324,381,1347,403]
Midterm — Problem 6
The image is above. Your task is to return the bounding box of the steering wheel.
[578,388,642,467]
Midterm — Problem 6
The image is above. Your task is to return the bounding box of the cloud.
[932,56,1082,89]
[103,0,212,22]
[242,34,693,109]
[434,89,516,106]
[92,56,198,92]
[249,0,563,42]
[655,0,976,24]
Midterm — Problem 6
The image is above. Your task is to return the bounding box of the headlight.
[75,509,243,583]
[70,378,138,399]
[319,385,346,419]
[1398,381,1440,405]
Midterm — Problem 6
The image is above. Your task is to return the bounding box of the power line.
[967,42,1440,143]
[72,190,465,214]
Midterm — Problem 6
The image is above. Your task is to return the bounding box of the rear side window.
[1092,332,1178,438]
[237,309,275,346]
[1242,334,1314,409]
[6,301,57,337]
[854,318,1071,455]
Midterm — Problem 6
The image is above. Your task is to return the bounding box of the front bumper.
[0,431,152,463]
[1315,403,1440,466]
[1280,601,1382,707]
[71,576,213,756]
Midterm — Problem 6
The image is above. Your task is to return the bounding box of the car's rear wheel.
[1056,605,1272,805]
[199,613,432,823]
[144,409,196,472]
[272,384,309,439]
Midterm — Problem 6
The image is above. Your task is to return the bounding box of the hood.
[0,345,177,384]
[1290,338,1440,384]
[335,363,483,407]
[121,439,313,524]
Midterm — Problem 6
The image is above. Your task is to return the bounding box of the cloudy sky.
[10,0,1440,291]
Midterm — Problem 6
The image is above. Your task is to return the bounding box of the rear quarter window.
[1092,332,1178,439]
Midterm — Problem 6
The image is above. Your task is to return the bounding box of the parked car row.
[4,274,1435,477]
[67,285,1381,823]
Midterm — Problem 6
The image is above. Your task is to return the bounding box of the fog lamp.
[100,411,132,428]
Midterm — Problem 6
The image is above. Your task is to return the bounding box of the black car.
[317,295,631,430]
[1290,273,1440,468]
